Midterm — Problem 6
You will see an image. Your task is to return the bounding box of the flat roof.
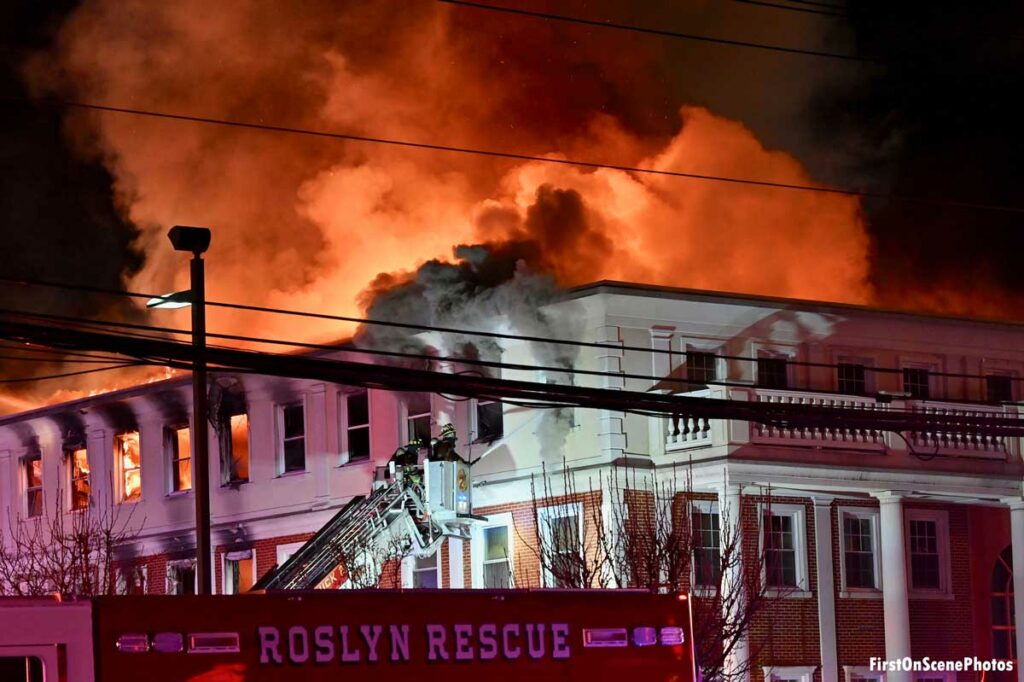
[570,280,1024,329]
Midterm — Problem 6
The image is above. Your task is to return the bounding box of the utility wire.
[0,363,144,384]
[437,0,871,63]
[7,98,1024,216]
[728,0,846,18]
[3,306,1020,411]
[3,274,1024,387]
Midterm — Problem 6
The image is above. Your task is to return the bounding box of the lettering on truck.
[257,622,573,665]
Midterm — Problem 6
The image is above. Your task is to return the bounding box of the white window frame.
[752,344,799,390]
[340,389,372,465]
[680,339,726,388]
[471,398,505,443]
[275,541,305,571]
[65,446,91,512]
[402,551,442,589]
[763,666,816,682]
[837,506,883,597]
[843,665,884,682]
[222,549,254,595]
[898,355,943,400]
[276,400,308,475]
[905,508,952,598]
[835,353,876,396]
[472,511,514,588]
[24,453,43,518]
[757,502,811,597]
[537,502,584,588]
[690,500,721,595]
[402,393,433,444]
[166,558,197,595]
[221,411,251,485]
[166,423,192,495]
[115,564,148,595]
[114,431,142,503]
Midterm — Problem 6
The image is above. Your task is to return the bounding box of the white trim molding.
[763,666,816,682]
[536,502,584,588]
[758,501,811,597]
[904,508,952,599]
[471,511,514,589]
[837,506,883,597]
[843,665,885,682]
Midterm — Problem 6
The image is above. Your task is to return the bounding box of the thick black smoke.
[811,0,1024,316]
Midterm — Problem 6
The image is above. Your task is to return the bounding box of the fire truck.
[0,430,698,680]
[1,590,696,681]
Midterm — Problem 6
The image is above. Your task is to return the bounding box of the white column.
[448,538,465,588]
[1007,501,1024,682]
[875,492,911,682]
[721,482,749,681]
[812,497,838,682]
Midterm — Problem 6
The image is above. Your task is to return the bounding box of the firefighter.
[430,423,464,462]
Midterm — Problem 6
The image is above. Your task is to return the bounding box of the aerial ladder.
[253,425,479,590]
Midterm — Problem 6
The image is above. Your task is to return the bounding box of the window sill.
[166,490,192,498]
[909,589,954,601]
[221,479,249,489]
[765,588,812,599]
[276,469,309,479]
[338,457,372,468]
[839,589,882,599]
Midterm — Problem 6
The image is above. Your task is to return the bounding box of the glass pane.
[284,438,305,472]
[176,427,191,461]
[993,629,1012,659]
[27,489,43,517]
[72,479,90,510]
[230,414,249,482]
[237,558,254,593]
[483,562,511,588]
[283,404,304,438]
[175,459,192,491]
[348,427,370,460]
[415,554,437,570]
[347,391,369,427]
[485,526,509,561]
[987,375,1013,403]
[550,515,579,553]
[71,449,89,478]
[993,596,1009,626]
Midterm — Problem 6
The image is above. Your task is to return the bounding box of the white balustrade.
[751,390,886,450]
[907,400,1009,459]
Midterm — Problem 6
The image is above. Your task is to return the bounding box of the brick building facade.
[2,282,1023,682]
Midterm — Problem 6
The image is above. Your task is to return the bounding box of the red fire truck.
[1,589,696,681]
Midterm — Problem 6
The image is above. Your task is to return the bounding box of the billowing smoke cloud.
[10,0,874,413]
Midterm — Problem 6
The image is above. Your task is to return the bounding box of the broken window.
[167,559,196,595]
[224,550,254,594]
[25,454,43,518]
[116,564,148,595]
[279,403,306,473]
[405,393,431,444]
[115,432,141,502]
[221,413,250,484]
[167,425,192,493]
[345,390,370,462]
[475,399,504,443]
[67,448,90,511]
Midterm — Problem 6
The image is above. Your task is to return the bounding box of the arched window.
[992,546,1016,661]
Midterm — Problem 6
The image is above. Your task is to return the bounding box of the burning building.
[1,281,1022,682]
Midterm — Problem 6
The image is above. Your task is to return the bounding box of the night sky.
[1,0,1023,403]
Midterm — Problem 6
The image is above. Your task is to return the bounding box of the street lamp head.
[168,225,211,255]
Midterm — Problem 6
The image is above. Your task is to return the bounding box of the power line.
[2,305,1020,411]
[8,99,1024,216]
[728,0,846,18]
[3,317,1022,437]
[437,0,870,63]
[0,353,139,365]
[0,363,143,385]
[3,275,1024,389]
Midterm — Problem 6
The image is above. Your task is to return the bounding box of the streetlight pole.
[167,225,213,595]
